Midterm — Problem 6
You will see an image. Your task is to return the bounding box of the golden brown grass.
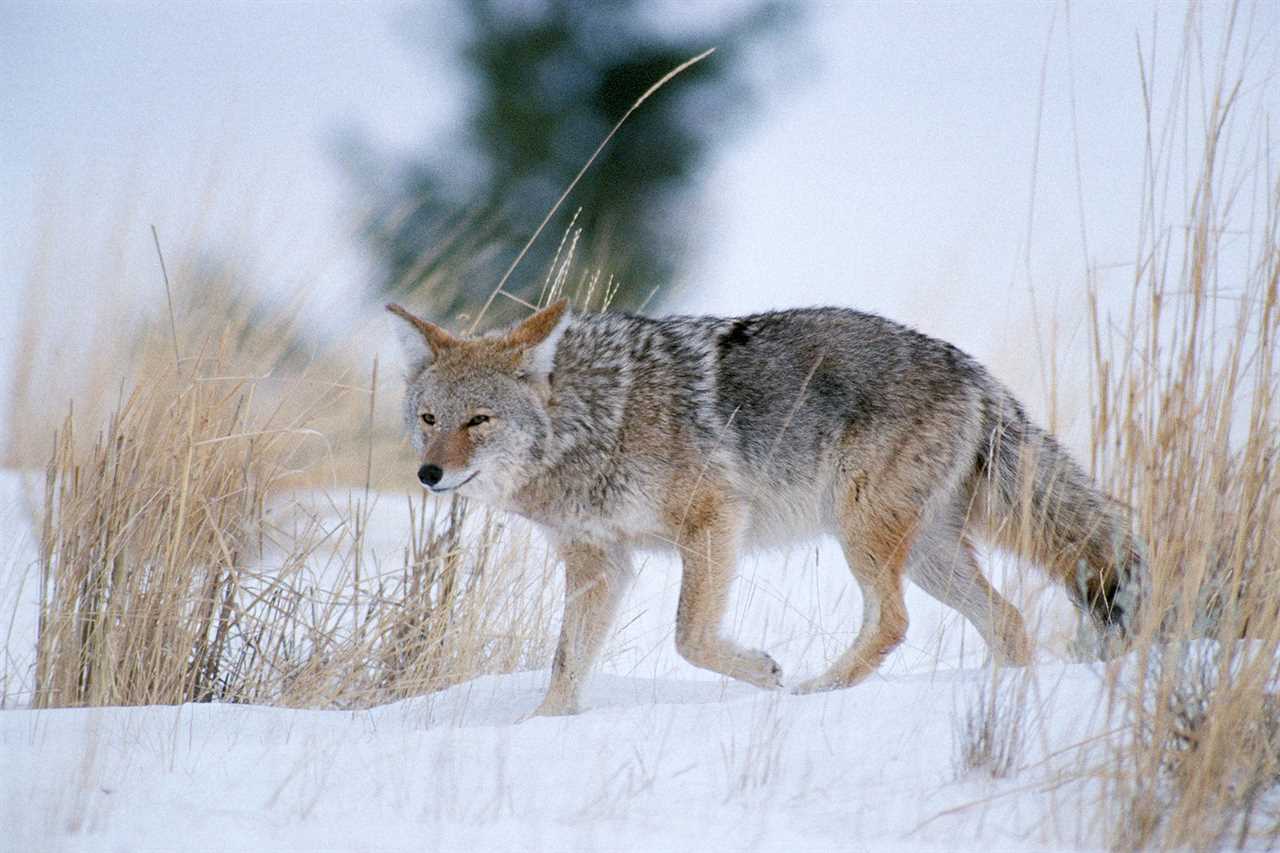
[1086,10,1280,845]
[923,6,1280,848]
[11,241,559,709]
[953,4,1279,848]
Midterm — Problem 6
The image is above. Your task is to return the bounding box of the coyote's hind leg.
[907,521,1032,666]
[793,489,916,694]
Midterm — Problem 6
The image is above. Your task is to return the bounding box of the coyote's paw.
[789,675,841,695]
[526,696,581,719]
[742,650,784,690]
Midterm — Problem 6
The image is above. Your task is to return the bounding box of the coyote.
[388,300,1139,715]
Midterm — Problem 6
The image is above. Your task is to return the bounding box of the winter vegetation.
[2,4,1279,852]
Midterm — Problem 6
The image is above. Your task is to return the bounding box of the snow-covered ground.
[2,663,1116,853]
[1,468,1123,851]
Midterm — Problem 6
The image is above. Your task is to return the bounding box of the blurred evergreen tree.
[339,0,792,324]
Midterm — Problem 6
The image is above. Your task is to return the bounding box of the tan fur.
[505,300,568,349]
[388,302,1139,717]
[666,484,783,690]
[386,303,459,356]
[790,485,917,693]
[433,339,523,374]
[533,541,632,716]
[426,427,475,472]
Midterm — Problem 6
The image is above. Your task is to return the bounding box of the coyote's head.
[386,300,569,501]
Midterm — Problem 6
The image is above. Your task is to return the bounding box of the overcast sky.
[2,1,1276,442]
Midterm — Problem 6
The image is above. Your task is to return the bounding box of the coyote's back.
[389,301,1141,714]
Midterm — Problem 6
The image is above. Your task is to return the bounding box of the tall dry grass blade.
[469,48,716,332]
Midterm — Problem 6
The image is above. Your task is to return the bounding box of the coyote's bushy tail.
[971,391,1143,638]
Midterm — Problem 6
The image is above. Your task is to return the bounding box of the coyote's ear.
[386,303,458,373]
[505,299,570,384]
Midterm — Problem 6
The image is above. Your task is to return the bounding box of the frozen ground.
[2,664,1117,853]
[1,471,1115,852]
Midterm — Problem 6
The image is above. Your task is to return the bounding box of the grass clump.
[1082,4,1280,847]
[954,663,1032,780]
[18,264,557,709]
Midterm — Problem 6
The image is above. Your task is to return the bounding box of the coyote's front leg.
[532,541,633,716]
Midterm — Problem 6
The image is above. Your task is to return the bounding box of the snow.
[1,468,1122,851]
[2,664,1116,852]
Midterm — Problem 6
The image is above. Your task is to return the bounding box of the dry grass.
[954,663,1032,780]
[1082,5,1280,848]
[11,240,561,709]
[27,344,556,708]
[951,5,1279,847]
[999,4,1276,847]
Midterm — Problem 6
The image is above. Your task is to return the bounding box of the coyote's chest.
[499,470,663,546]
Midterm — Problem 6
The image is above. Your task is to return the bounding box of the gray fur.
[391,303,1141,714]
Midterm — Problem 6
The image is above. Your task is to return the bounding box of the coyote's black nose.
[418,464,443,487]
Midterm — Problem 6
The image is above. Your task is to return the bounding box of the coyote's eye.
[420,413,435,426]
[466,414,490,428]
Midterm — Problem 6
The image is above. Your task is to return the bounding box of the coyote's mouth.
[427,470,478,493]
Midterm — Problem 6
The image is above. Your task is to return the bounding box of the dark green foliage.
[341,0,792,323]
